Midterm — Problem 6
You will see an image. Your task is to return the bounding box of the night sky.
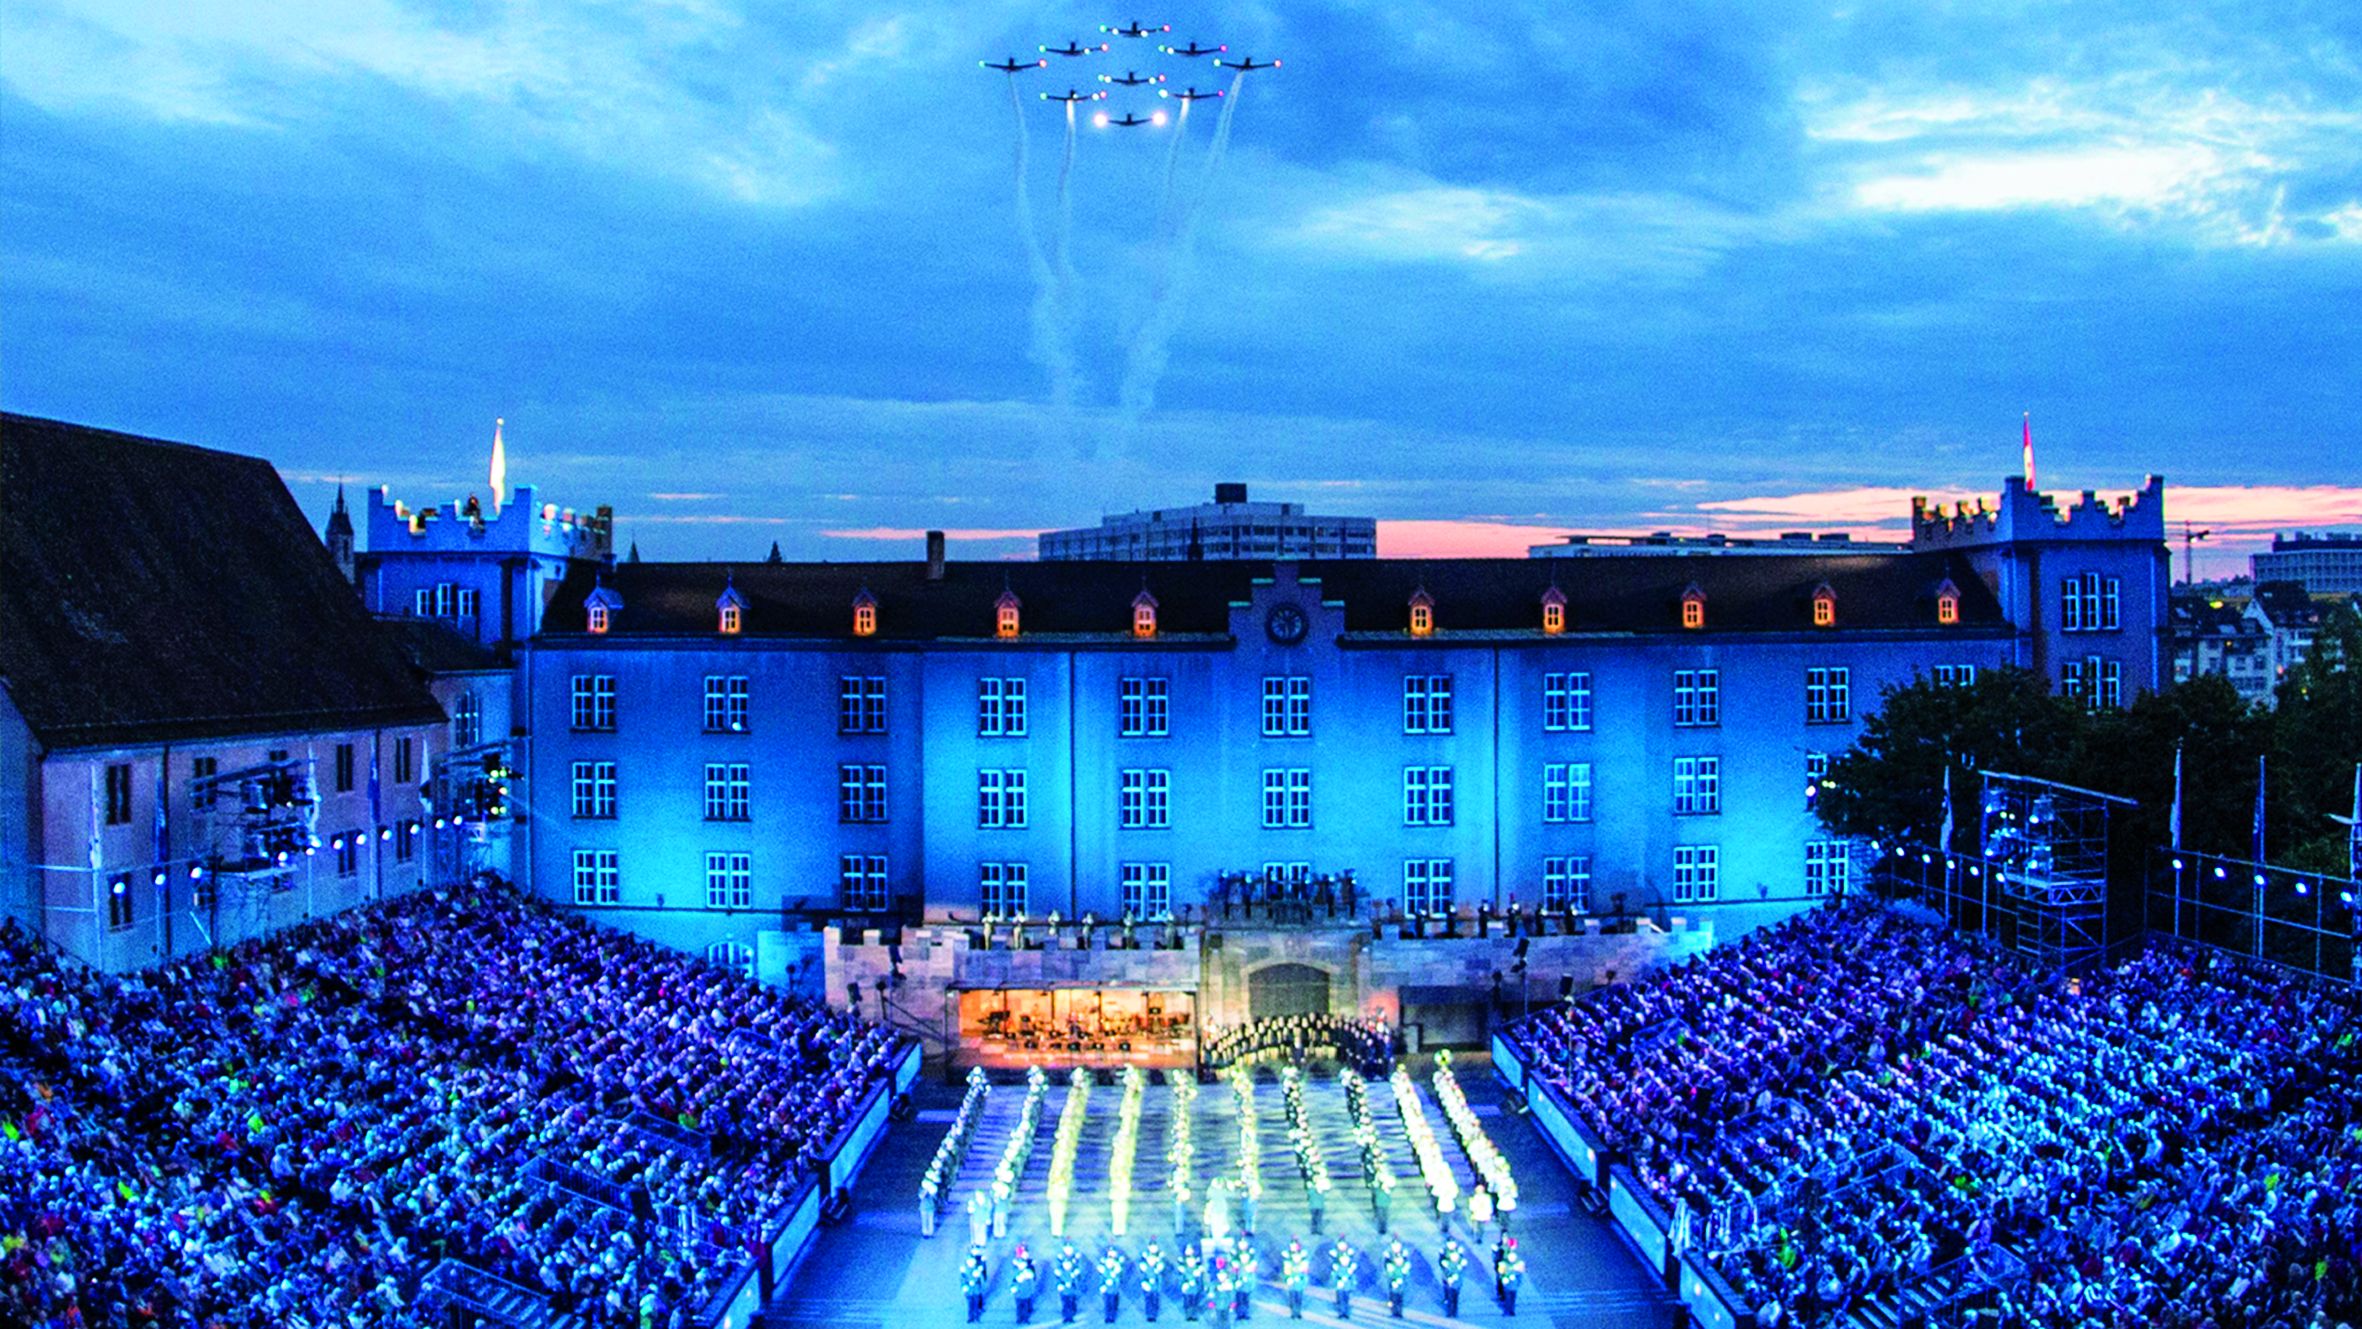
[3,1,2357,574]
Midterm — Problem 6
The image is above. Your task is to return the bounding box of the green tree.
[2080,676,2269,859]
[2268,603,2362,875]
[1816,667,2089,851]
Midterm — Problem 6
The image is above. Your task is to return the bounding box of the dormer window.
[1811,583,1836,628]
[1408,588,1434,638]
[719,604,741,634]
[1132,588,1159,639]
[852,589,878,638]
[1680,584,1706,630]
[1540,586,1567,635]
[995,588,1022,640]
[1935,579,1961,626]
[584,584,623,635]
[717,581,748,635]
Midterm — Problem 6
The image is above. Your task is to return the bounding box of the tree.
[1816,667,2089,851]
[2268,602,2362,875]
[2080,676,2269,860]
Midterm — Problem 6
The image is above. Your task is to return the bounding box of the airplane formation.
[979,18,1279,130]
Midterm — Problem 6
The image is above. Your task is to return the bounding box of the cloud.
[646,492,726,501]
[819,526,1043,542]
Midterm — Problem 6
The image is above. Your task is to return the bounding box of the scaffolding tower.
[1978,770,2132,973]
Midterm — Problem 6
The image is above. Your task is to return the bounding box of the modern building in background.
[1038,482,1377,561]
[0,414,451,972]
[2253,532,2362,595]
[2170,596,2274,704]
[1530,531,1907,558]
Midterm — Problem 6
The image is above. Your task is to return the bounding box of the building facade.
[1039,483,1377,561]
[1,415,452,972]
[2253,532,2362,595]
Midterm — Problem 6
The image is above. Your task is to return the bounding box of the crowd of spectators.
[0,881,906,1329]
[1510,901,2361,1329]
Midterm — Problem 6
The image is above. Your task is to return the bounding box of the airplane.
[1101,21,1169,37]
[1100,69,1165,86]
[1159,86,1223,102]
[1041,88,1108,104]
[981,56,1047,73]
[1215,55,1280,71]
[1094,110,1167,127]
[1040,40,1110,57]
[1158,40,1225,57]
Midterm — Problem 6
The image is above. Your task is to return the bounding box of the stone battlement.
[1912,475,2165,550]
[366,483,612,561]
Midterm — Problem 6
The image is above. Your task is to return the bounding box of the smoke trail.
[1117,71,1245,431]
[1154,97,1193,242]
[1007,75,1077,411]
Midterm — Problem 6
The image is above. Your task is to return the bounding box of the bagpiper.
[1494,1236,1526,1316]
[1328,1237,1359,1319]
[1383,1238,1410,1318]
[1280,1239,1311,1319]
[1013,1246,1041,1324]
[1099,1246,1128,1323]
[1178,1243,1207,1322]
[1437,1238,1468,1317]
[1232,1241,1260,1321]
[1056,1242,1086,1324]
[962,1245,991,1324]
[1140,1241,1169,1322]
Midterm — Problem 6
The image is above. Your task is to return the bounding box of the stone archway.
[1247,961,1332,1022]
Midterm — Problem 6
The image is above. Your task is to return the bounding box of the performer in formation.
[963,1246,991,1323]
[1233,1242,1260,1321]
[1494,1236,1526,1315]
[1383,1238,1411,1317]
[1328,1237,1359,1318]
[1438,1237,1468,1317]
[1178,1244,1207,1322]
[1014,1246,1040,1324]
[1141,1241,1169,1321]
[1281,1239,1310,1319]
[1100,1246,1128,1323]
[1057,1242,1086,1323]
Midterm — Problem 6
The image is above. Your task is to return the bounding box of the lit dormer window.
[1408,588,1434,637]
[1680,584,1706,630]
[1540,585,1567,635]
[1936,579,1961,626]
[853,589,878,638]
[588,605,609,633]
[584,583,622,635]
[995,588,1022,639]
[717,580,748,635]
[1811,583,1836,628]
[1132,587,1159,639]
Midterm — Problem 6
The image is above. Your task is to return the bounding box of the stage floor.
[761,1068,1680,1328]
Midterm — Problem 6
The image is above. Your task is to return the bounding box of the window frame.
[1672,669,1721,728]
[1805,666,1851,725]
[571,760,618,820]
[573,848,620,905]
[705,850,753,910]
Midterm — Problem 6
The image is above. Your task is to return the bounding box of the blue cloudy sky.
[3,0,2358,574]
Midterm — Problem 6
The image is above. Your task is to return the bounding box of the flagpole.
[2171,742,2184,941]
[2253,753,2268,958]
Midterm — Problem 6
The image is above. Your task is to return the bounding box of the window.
[1262,768,1313,829]
[2064,656,2123,710]
[104,764,133,825]
[334,744,356,793]
[1681,589,1706,630]
[1408,594,1433,637]
[336,832,360,877]
[1133,594,1158,638]
[396,820,419,864]
[414,588,430,617]
[1119,677,1170,737]
[587,603,610,634]
[394,737,415,785]
[1542,672,1593,732]
[1805,841,1849,897]
[1673,845,1719,903]
[839,764,888,823]
[1806,752,1831,810]
[979,677,1029,737]
[719,604,742,635]
[1119,768,1171,829]
[1541,589,1566,635]
[1403,766,1455,827]
[1673,756,1721,815]
[706,852,752,909]
[191,756,218,809]
[573,849,619,905]
[978,769,1029,828]
[572,762,618,819]
[1403,859,1455,915]
[980,861,1029,916]
[1811,588,1836,627]
[2062,572,2122,632]
[1542,856,1593,912]
[703,676,750,734]
[853,598,878,637]
[1932,664,1978,688]
[1806,667,1851,724]
[1403,675,1454,734]
[453,692,483,747]
[838,676,887,735]
[995,592,1021,639]
[1262,676,1312,737]
[107,874,134,932]
[705,941,754,978]
[1673,670,1720,727]
[1263,862,1312,891]
[1121,862,1172,918]
[1937,590,1960,626]
[1543,763,1593,823]
[841,854,890,910]
[571,675,618,731]
[703,764,751,822]
[459,588,479,619]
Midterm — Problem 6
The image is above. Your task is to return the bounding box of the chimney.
[925,530,946,580]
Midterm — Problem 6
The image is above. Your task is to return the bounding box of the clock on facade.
[1265,603,1308,645]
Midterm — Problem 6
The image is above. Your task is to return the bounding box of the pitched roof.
[538,550,2006,641]
[1,414,447,749]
